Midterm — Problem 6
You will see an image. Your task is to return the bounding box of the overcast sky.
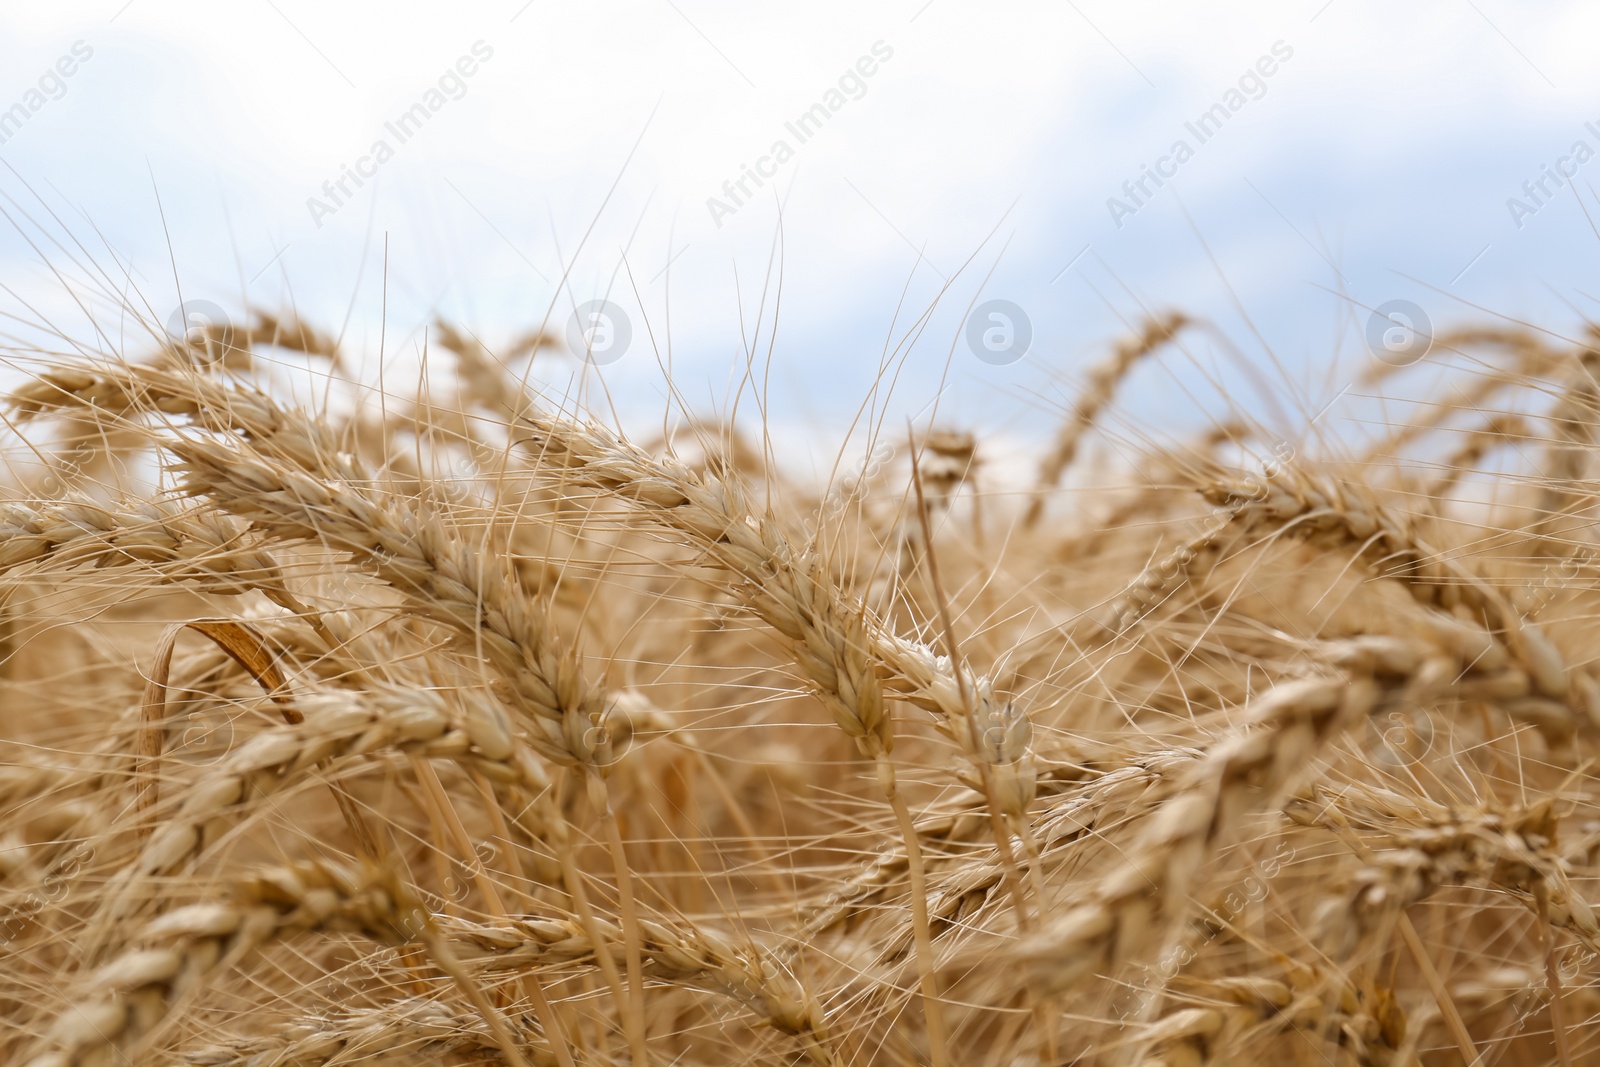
[1,1,1597,466]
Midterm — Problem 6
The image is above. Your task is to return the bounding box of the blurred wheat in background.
[0,289,1597,1067]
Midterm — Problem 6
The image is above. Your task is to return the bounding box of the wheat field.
[1,305,1596,1067]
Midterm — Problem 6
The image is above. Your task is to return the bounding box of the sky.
[1,1,1597,474]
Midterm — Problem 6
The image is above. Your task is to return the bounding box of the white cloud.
[0,1,1594,439]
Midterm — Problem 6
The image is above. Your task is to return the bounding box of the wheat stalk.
[1024,311,1189,528]
[23,859,428,1067]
